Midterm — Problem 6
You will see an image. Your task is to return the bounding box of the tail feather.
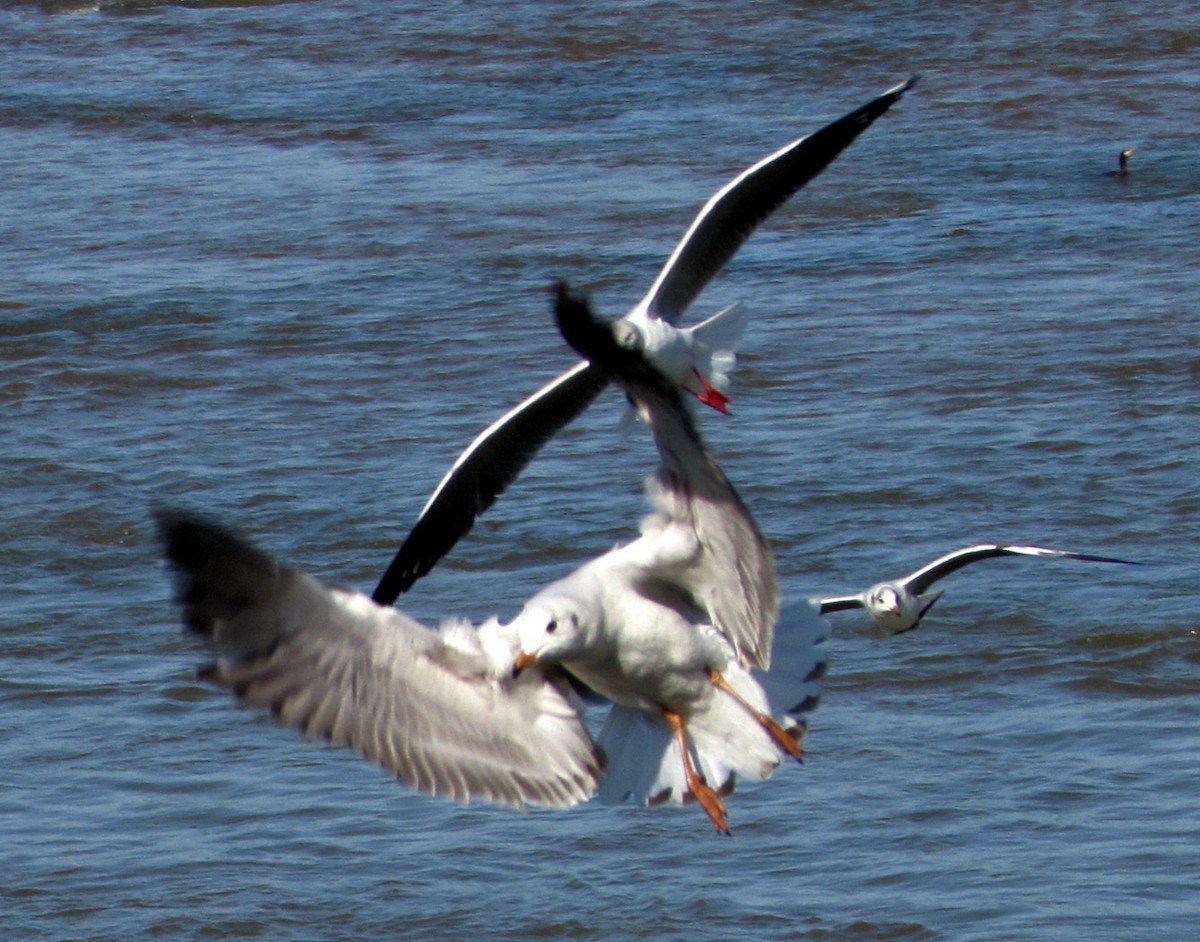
[687,301,747,392]
[755,597,830,719]
[596,706,742,808]
[596,707,689,805]
[687,685,782,785]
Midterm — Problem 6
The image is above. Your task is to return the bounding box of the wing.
[371,360,609,605]
[902,543,1140,596]
[158,511,604,809]
[900,544,1016,594]
[642,77,917,323]
[554,284,779,670]
[373,80,915,603]
[815,593,866,615]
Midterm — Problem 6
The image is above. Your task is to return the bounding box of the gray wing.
[643,77,917,322]
[371,361,609,605]
[159,512,603,809]
[554,284,779,671]
[903,543,1141,596]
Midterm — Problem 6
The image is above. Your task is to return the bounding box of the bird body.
[617,300,746,414]
[819,543,1140,633]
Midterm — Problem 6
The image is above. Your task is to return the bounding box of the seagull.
[508,283,828,833]
[371,77,917,606]
[817,543,1141,634]
[155,285,827,834]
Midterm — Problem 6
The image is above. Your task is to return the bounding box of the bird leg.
[662,709,730,835]
[706,667,803,761]
[689,368,732,415]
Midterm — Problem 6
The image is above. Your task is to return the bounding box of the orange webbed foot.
[689,368,732,415]
[706,667,803,761]
[663,708,733,835]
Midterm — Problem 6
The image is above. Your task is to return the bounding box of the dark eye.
[613,320,643,351]
[546,620,558,634]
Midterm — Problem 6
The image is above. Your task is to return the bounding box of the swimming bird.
[371,77,917,606]
[1105,147,1134,178]
[817,543,1140,634]
[156,285,827,833]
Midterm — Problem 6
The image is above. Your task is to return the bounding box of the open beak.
[512,650,537,678]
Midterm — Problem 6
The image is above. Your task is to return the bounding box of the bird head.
[864,583,927,633]
[866,584,904,618]
[510,598,588,677]
[611,317,645,353]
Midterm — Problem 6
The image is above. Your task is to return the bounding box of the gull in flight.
[155,285,827,833]
[817,543,1141,634]
[371,78,917,605]
[512,284,828,833]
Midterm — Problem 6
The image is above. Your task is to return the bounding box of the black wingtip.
[153,508,280,636]
[154,508,246,574]
[551,281,599,360]
[1075,552,1144,566]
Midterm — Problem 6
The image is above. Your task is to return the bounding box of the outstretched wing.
[816,593,866,615]
[903,543,1140,596]
[159,511,604,809]
[372,362,608,605]
[554,284,779,670]
[372,79,916,604]
[642,77,917,322]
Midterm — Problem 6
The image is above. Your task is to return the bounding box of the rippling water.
[2,2,1198,939]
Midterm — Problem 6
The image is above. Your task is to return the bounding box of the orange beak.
[512,650,537,678]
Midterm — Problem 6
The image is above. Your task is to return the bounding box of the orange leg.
[706,668,803,761]
[689,368,732,415]
[662,709,730,835]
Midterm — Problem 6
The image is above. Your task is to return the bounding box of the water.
[2,1,1198,939]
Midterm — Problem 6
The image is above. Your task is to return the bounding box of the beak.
[512,650,537,678]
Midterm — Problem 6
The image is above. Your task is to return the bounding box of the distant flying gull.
[817,543,1140,634]
[156,285,827,833]
[371,77,918,606]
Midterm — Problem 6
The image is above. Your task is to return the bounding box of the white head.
[864,584,942,634]
[510,595,595,673]
[611,317,645,353]
[866,584,905,618]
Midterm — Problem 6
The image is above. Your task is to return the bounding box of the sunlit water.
[2,2,1198,939]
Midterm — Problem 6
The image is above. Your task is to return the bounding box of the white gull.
[155,285,828,832]
[371,78,917,605]
[817,543,1140,634]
